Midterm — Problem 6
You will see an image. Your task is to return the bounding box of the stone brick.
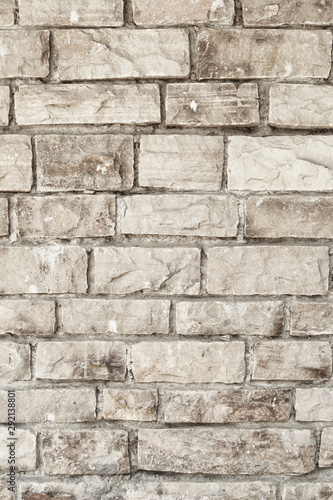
[290,301,333,336]
[36,135,133,192]
[36,341,126,381]
[282,483,333,500]
[17,194,115,239]
[176,300,284,336]
[93,247,200,295]
[0,481,13,500]
[319,428,333,468]
[19,0,123,26]
[0,388,96,423]
[269,84,333,129]
[133,0,235,25]
[57,29,189,80]
[0,342,31,381]
[253,341,332,381]
[15,84,160,126]
[119,195,238,237]
[0,198,8,235]
[103,389,157,421]
[197,29,331,79]
[138,135,223,191]
[296,388,333,422]
[131,341,245,383]
[228,136,333,192]
[138,428,315,475]
[41,430,129,475]
[19,478,117,500]
[0,428,36,471]
[163,389,291,423]
[166,83,259,127]
[0,31,49,78]
[0,246,87,294]
[0,86,9,126]
[0,0,14,26]
[0,300,55,336]
[207,246,329,296]
[61,299,170,335]
[0,135,32,192]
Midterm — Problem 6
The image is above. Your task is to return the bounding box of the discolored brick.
[290,301,333,336]
[103,389,157,421]
[0,31,49,78]
[0,300,55,336]
[0,135,32,192]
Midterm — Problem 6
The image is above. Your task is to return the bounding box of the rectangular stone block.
[176,300,284,336]
[290,301,333,336]
[138,135,223,191]
[138,428,315,475]
[41,430,129,475]
[0,246,87,294]
[0,481,12,500]
[57,29,189,80]
[0,0,14,26]
[0,31,49,78]
[296,388,333,422]
[269,84,333,129]
[119,195,238,237]
[132,341,245,383]
[17,194,115,239]
[36,134,133,192]
[0,300,55,336]
[163,389,291,423]
[0,428,36,471]
[207,246,329,296]
[0,86,9,126]
[93,247,200,295]
[19,478,121,500]
[319,428,333,468]
[197,29,331,79]
[103,389,157,421]
[0,135,32,192]
[253,341,332,381]
[36,341,126,381]
[166,83,259,127]
[0,198,8,235]
[16,84,160,126]
[282,483,333,500]
[61,299,170,335]
[228,136,333,192]
[0,342,31,381]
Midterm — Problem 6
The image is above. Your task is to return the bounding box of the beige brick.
[61,299,170,335]
[253,341,332,381]
[0,0,14,26]
[0,246,87,294]
[282,483,333,500]
[0,428,36,472]
[228,135,333,192]
[36,134,133,192]
[0,342,31,381]
[0,481,12,500]
[296,388,333,422]
[269,84,333,129]
[197,29,331,79]
[103,389,157,421]
[207,246,329,296]
[0,31,49,78]
[166,83,259,127]
[0,300,55,336]
[36,341,126,381]
[0,198,8,235]
[138,135,223,191]
[0,86,9,126]
[93,247,200,295]
[15,84,160,126]
[176,300,283,336]
[119,195,238,237]
[41,430,129,475]
[132,341,245,383]
[163,389,291,423]
[138,428,315,475]
[290,301,333,336]
[0,136,32,192]
[319,428,333,468]
[17,194,115,239]
[19,0,123,26]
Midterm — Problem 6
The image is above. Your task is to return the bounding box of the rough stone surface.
[0,135,32,192]
[131,341,245,383]
[282,483,333,500]
[0,481,13,500]
[319,428,333,468]
[296,388,333,422]
[166,83,259,127]
[253,341,332,381]
[0,342,31,381]
[0,198,8,235]
[138,428,316,475]
[0,0,14,26]
[36,341,126,381]
[103,389,157,421]
[290,301,333,336]
[0,428,36,471]
[0,86,10,126]
[207,246,329,296]
[0,31,49,78]
[0,299,55,336]
[19,478,117,500]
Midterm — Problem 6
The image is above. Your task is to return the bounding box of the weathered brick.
[197,29,331,79]
[103,389,157,421]
[0,246,87,294]
[207,246,329,296]
[36,135,133,192]
[19,478,118,500]
[296,388,333,422]
[166,83,259,127]
[163,389,291,423]
[138,428,315,475]
[93,247,200,295]
[176,300,284,336]
[319,428,333,468]
[119,195,238,237]
[228,135,333,192]
[132,341,245,383]
[0,86,9,126]
[282,483,333,500]
[0,198,8,235]
[290,301,333,336]
[253,341,332,381]
[0,0,14,26]
[0,300,55,336]
[138,135,223,191]
[36,341,126,381]
[17,194,115,239]
[61,299,170,335]
[41,430,129,475]
[0,136,32,192]
[269,84,333,129]
[15,84,160,126]
[0,481,12,500]
[0,31,49,78]
[0,428,36,471]
[0,342,31,381]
